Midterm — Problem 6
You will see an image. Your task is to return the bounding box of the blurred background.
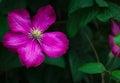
[1,0,120,83]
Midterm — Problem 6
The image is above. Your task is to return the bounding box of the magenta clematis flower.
[2,5,69,68]
[109,20,120,57]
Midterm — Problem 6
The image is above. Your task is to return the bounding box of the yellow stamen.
[32,29,41,38]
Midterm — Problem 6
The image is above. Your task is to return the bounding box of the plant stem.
[84,33,100,62]
[105,52,112,67]
[84,33,104,83]
[116,81,119,83]
[108,51,120,83]
[109,77,111,83]
[110,57,118,70]
[109,51,120,70]
[101,73,105,83]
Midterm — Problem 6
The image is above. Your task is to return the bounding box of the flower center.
[32,29,42,38]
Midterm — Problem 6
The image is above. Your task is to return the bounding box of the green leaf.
[78,7,98,27]
[95,0,108,7]
[69,0,93,14]
[68,50,84,82]
[110,3,120,21]
[0,0,2,3]
[97,2,120,22]
[97,8,111,22]
[78,62,105,74]
[112,70,120,81]
[67,7,98,38]
[68,50,95,82]
[114,34,120,47]
[109,58,120,70]
[44,56,65,68]
[67,13,80,38]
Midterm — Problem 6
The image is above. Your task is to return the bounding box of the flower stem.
[84,33,105,83]
[110,57,118,70]
[101,73,105,83]
[105,53,112,67]
[109,51,120,70]
[116,81,119,83]
[109,77,111,83]
[108,51,120,83]
[84,33,100,62]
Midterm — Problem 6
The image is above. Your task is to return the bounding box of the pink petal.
[8,9,32,33]
[109,35,120,57]
[2,31,29,52]
[41,32,69,58]
[110,20,120,36]
[17,41,45,68]
[32,5,56,32]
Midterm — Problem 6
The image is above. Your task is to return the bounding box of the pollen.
[32,29,42,38]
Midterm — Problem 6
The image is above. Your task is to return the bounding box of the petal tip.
[110,19,120,35]
[32,4,56,32]
[41,32,69,58]
[7,9,32,33]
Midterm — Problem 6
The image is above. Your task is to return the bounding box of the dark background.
[0,0,120,83]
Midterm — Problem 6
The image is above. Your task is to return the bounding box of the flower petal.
[110,20,120,36]
[32,5,56,32]
[8,9,32,33]
[41,32,69,58]
[2,31,29,52]
[109,35,120,57]
[17,41,45,68]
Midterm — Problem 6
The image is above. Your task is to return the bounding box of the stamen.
[32,29,42,38]
[27,28,43,43]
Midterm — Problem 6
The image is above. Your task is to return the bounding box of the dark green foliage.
[95,0,108,7]
[44,56,65,68]
[0,16,9,41]
[112,70,120,81]
[78,62,105,74]
[114,33,120,46]
[0,0,26,14]
[0,0,120,83]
